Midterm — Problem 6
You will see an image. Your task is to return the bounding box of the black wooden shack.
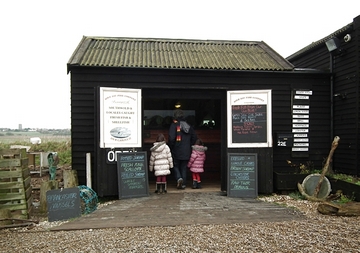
[287,15,360,177]
[67,37,330,197]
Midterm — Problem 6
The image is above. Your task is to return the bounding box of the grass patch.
[335,194,355,204]
[289,191,306,200]
[331,173,360,185]
[0,138,71,166]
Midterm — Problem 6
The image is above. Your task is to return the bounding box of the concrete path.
[51,186,304,231]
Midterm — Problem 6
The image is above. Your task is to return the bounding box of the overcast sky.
[1,0,359,129]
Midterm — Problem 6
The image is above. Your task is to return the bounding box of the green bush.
[331,173,360,185]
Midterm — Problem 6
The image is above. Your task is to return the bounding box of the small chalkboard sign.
[117,152,149,199]
[227,153,258,198]
[231,105,267,143]
[46,187,81,222]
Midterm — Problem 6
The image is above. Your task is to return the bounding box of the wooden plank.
[0,169,24,178]
[0,203,28,211]
[27,198,33,213]
[23,176,31,189]
[0,222,35,229]
[0,149,27,158]
[0,182,24,189]
[0,193,26,201]
[20,158,28,168]
[0,159,21,167]
[25,186,32,200]
[22,167,30,178]
[0,149,21,156]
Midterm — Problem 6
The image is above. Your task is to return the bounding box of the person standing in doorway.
[187,139,207,189]
[169,109,197,189]
[149,133,173,194]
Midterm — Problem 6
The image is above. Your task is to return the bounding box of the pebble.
[1,195,359,252]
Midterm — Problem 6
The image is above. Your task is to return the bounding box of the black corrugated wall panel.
[69,67,330,195]
[288,16,360,176]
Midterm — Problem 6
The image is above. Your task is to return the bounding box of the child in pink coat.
[187,139,207,189]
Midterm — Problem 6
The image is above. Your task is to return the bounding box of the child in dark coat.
[187,139,207,189]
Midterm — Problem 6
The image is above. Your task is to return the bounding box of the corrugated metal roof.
[68,37,294,72]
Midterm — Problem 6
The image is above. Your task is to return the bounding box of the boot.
[192,180,197,189]
[162,183,167,194]
[197,182,202,189]
[155,183,161,194]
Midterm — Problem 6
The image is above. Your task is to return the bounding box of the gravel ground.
[1,195,360,253]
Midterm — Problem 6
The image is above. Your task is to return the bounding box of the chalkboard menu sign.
[46,187,81,222]
[116,152,149,199]
[232,105,267,143]
[227,90,272,148]
[227,153,258,198]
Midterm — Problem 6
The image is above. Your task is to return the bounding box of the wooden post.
[40,180,59,213]
[313,136,340,198]
[86,153,92,188]
[63,170,79,188]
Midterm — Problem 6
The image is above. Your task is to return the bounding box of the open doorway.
[143,95,222,191]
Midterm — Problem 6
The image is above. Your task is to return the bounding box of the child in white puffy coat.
[149,133,173,194]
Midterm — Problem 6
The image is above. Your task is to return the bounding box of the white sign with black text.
[99,87,142,148]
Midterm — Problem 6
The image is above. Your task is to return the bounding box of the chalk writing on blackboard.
[47,192,77,211]
[46,187,81,222]
[228,153,257,198]
[117,152,149,199]
[232,105,267,143]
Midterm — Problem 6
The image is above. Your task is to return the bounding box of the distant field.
[0,131,70,144]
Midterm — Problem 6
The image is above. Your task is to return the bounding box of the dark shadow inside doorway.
[143,95,222,190]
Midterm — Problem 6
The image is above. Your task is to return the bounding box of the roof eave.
[67,36,92,74]
[287,23,353,61]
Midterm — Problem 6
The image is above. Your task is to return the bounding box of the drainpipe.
[330,53,334,141]
[326,37,340,141]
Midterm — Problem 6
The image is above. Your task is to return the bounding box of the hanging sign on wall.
[99,87,142,148]
[292,89,312,157]
[227,90,272,147]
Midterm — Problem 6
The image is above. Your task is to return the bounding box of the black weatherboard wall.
[287,15,360,176]
[67,37,330,197]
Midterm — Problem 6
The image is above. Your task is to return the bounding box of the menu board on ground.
[227,153,258,198]
[46,187,81,222]
[116,152,149,199]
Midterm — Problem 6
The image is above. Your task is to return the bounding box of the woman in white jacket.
[149,133,173,194]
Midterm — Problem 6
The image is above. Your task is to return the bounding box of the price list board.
[231,105,267,143]
[292,89,312,157]
[116,152,149,199]
[227,153,258,198]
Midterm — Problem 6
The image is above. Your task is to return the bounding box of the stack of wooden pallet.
[0,148,32,219]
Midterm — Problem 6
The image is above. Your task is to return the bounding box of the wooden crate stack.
[0,148,32,219]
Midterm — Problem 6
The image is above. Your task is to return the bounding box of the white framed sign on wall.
[227,90,272,148]
[99,87,142,148]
